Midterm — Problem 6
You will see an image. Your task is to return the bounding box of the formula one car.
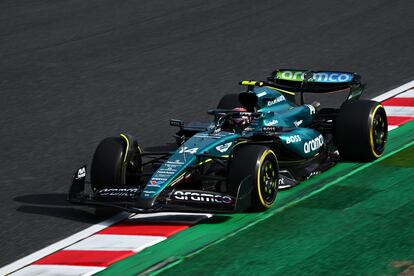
[68,69,388,213]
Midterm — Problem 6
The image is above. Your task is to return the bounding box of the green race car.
[68,69,388,213]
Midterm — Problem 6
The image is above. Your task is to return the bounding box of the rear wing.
[266,69,365,103]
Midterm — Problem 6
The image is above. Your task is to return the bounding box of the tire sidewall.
[335,100,387,161]
[91,137,125,191]
[368,104,387,158]
[228,145,279,211]
[254,148,279,209]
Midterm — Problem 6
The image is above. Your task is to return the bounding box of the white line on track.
[384,106,414,117]
[0,212,211,275]
[0,212,129,275]
[66,234,166,252]
[11,265,106,276]
[388,125,399,131]
[1,79,413,276]
[395,89,414,98]
[372,80,414,102]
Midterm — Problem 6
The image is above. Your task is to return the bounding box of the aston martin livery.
[68,69,388,213]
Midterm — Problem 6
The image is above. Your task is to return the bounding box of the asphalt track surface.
[0,0,413,267]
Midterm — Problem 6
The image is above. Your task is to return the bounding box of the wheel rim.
[259,159,278,204]
[372,111,387,154]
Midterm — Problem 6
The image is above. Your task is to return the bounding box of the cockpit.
[208,108,260,133]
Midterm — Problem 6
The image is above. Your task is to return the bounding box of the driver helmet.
[229,107,251,131]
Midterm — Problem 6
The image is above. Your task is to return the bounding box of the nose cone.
[140,131,239,200]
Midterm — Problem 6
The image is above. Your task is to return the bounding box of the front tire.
[91,137,125,191]
[90,135,142,191]
[335,100,388,161]
[228,145,279,211]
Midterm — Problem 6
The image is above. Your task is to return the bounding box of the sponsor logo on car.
[96,188,139,197]
[76,167,86,179]
[148,180,160,187]
[195,132,229,139]
[152,177,167,181]
[158,174,173,179]
[157,170,175,175]
[162,163,182,171]
[277,70,353,83]
[262,126,279,132]
[267,95,286,106]
[148,179,163,187]
[294,119,303,127]
[265,119,279,126]
[306,104,316,115]
[308,171,321,178]
[179,146,199,154]
[285,135,301,144]
[303,134,324,154]
[142,191,156,197]
[172,190,234,204]
[237,112,247,116]
[215,142,232,153]
[166,159,184,165]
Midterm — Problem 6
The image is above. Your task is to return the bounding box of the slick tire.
[217,94,241,109]
[91,137,126,191]
[334,100,388,161]
[228,145,279,211]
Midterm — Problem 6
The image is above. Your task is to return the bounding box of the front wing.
[68,166,253,213]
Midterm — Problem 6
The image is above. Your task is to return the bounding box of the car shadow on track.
[13,193,110,223]
[14,193,72,206]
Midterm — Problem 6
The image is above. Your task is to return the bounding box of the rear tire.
[335,100,387,161]
[217,94,241,109]
[228,145,279,211]
[91,137,125,191]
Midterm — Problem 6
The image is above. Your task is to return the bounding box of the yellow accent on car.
[240,80,258,86]
[170,172,185,187]
[265,86,296,96]
[234,141,248,147]
[240,80,296,96]
[195,158,212,167]
[257,149,277,209]
[231,141,248,156]
[369,105,384,158]
[137,145,143,172]
[120,134,130,163]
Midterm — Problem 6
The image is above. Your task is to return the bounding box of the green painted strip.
[98,121,414,276]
